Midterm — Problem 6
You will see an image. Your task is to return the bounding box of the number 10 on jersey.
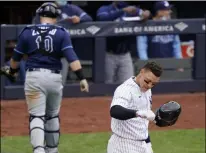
[35,35,54,53]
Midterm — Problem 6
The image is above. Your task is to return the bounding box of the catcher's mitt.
[154,101,181,127]
[0,65,17,82]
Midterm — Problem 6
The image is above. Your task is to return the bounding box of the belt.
[107,50,129,55]
[27,68,61,74]
[112,133,146,142]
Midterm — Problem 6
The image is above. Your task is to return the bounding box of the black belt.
[27,68,61,74]
[107,50,129,55]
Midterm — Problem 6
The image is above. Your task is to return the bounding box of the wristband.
[9,67,19,75]
[74,69,85,80]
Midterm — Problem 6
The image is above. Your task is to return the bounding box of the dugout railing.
[1,18,205,99]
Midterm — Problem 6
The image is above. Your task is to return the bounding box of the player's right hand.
[136,110,155,121]
[71,15,80,24]
[80,79,89,92]
[122,6,137,14]
[141,10,151,20]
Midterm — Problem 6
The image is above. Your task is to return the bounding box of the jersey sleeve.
[111,86,132,108]
[70,4,93,22]
[96,5,124,21]
[12,28,28,61]
[61,31,79,62]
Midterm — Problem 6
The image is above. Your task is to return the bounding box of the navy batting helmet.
[36,2,61,18]
[154,101,181,127]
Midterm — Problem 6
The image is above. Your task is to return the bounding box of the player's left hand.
[0,65,18,82]
[80,79,89,92]
[71,16,80,24]
[137,110,155,121]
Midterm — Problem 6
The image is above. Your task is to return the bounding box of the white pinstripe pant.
[107,134,153,153]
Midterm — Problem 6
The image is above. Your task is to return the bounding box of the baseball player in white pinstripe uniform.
[107,61,163,153]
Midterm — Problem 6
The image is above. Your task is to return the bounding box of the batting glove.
[136,110,155,121]
[80,79,89,92]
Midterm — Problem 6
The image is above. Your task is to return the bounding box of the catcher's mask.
[155,101,181,127]
[36,2,61,18]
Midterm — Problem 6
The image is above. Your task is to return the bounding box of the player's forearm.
[97,8,124,21]
[70,60,82,71]
[80,13,93,22]
[70,60,85,80]
[110,105,137,120]
[173,35,182,59]
[8,58,20,75]
[137,36,148,60]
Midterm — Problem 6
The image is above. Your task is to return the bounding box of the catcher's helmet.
[155,101,181,127]
[36,2,61,18]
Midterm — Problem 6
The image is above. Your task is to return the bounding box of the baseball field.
[1,92,205,153]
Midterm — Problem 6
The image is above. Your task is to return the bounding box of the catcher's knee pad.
[29,115,45,152]
[45,115,60,149]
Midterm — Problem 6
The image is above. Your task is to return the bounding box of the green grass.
[1,129,205,153]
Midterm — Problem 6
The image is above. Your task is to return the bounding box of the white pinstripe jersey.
[110,76,152,140]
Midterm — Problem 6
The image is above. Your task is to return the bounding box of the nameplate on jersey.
[32,29,57,36]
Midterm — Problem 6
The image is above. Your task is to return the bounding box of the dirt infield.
[1,92,205,137]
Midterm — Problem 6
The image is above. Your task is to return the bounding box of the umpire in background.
[32,0,93,85]
[96,1,150,84]
[136,1,183,60]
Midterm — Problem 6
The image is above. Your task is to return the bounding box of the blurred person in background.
[96,1,150,84]
[5,59,26,85]
[136,1,183,61]
[5,41,26,85]
[32,0,93,24]
[33,0,93,85]
[54,0,93,23]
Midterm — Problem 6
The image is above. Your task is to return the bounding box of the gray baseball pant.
[61,58,69,85]
[105,52,134,84]
[24,69,63,153]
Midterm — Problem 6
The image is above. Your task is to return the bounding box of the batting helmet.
[154,101,181,127]
[36,2,61,18]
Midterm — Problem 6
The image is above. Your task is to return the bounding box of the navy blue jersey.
[96,3,143,54]
[147,35,175,58]
[137,35,182,60]
[12,23,78,70]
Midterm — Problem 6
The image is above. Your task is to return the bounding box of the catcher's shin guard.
[45,115,60,153]
[29,115,45,152]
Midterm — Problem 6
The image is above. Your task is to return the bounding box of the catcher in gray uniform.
[1,2,89,153]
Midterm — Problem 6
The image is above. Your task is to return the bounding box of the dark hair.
[142,61,163,77]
